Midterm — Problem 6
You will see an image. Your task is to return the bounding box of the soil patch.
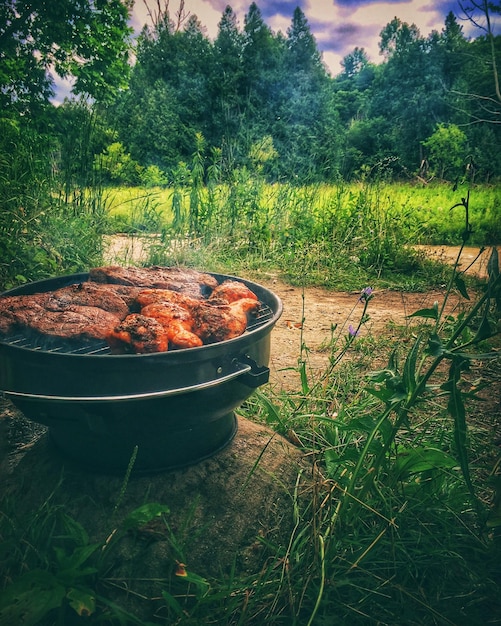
[260,278,467,390]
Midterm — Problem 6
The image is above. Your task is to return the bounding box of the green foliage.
[108,6,500,184]
[422,123,469,179]
[95,142,143,186]
[0,0,133,109]
[0,116,107,290]
[0,499,170,625]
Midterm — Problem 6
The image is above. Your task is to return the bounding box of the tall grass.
[102,175,499,292]
[0,119,108,291]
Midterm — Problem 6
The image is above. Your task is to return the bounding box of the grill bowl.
[0,272,282,473]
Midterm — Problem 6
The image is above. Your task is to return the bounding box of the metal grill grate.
[0,303,274,355]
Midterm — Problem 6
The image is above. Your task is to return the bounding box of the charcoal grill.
[0,272,282,473]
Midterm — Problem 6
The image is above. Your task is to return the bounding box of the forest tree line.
[1,0,501,188]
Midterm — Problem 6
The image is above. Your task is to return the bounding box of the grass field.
[100,181,500,292]
[104,182,501,245]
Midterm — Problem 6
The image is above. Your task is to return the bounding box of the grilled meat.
[135,288,200,309]
[89,265,218,298]
[141,302,203,349]
[191,298,260,343]
[0,267,261,352]
[47,283,130,319]
[208,280,258,304]
[136,285,259,346]
[0,294,49,335]
[17,305,121,343]
[106,314,170,353]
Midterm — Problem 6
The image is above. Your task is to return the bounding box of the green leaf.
[454,275,470,299]
[408,302,439,320]
[255,390,283,427]
[487,246,499,280]
[395,446,458,479]
[473,315,493,342]
[426,332,444,357]
[403,334,422,396]
[122,503,170,531]
[161,591,184,617]
[59,513,90,546]
[56,544,101,571]
[447,361,475,498]
[299,359,309,395]
[0,570,66,626]
[67,588,96,617]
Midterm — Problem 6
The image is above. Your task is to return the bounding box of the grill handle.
[3,356,269,403]
[234,355,270,388]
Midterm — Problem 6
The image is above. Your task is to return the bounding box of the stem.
[306,534,325,626]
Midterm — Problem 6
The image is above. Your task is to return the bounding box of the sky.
[130,0,480,76]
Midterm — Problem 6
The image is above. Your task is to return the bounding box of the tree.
[369,18,448,174]
[0,0,133,109]
[340,47,370,80]
[286,7,325,80]
[209,6,245,166]
[422,123,468,179]
[458,0,501,108]
[241,2,282,103]
[115,8,213,169]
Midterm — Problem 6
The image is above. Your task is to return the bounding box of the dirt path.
[259,278,467,390]
[414,245,492,279]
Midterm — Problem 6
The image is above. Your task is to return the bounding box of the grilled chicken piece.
[106,314,169,353]
[208,280,258,304]
[141,302,203,349]
[89,265,218,298]
[136,288,200,309]
[191,298,260,343]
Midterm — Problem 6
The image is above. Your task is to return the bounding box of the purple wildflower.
[360,286,373,301]
[348,324,358,337]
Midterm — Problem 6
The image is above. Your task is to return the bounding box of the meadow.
[102,181,500,290]
[0,178,500,625]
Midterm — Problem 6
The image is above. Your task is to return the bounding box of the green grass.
[104,181,501,246]
[97,180,498,292]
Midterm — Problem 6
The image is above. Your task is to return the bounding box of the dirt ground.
[259,277,467,390]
